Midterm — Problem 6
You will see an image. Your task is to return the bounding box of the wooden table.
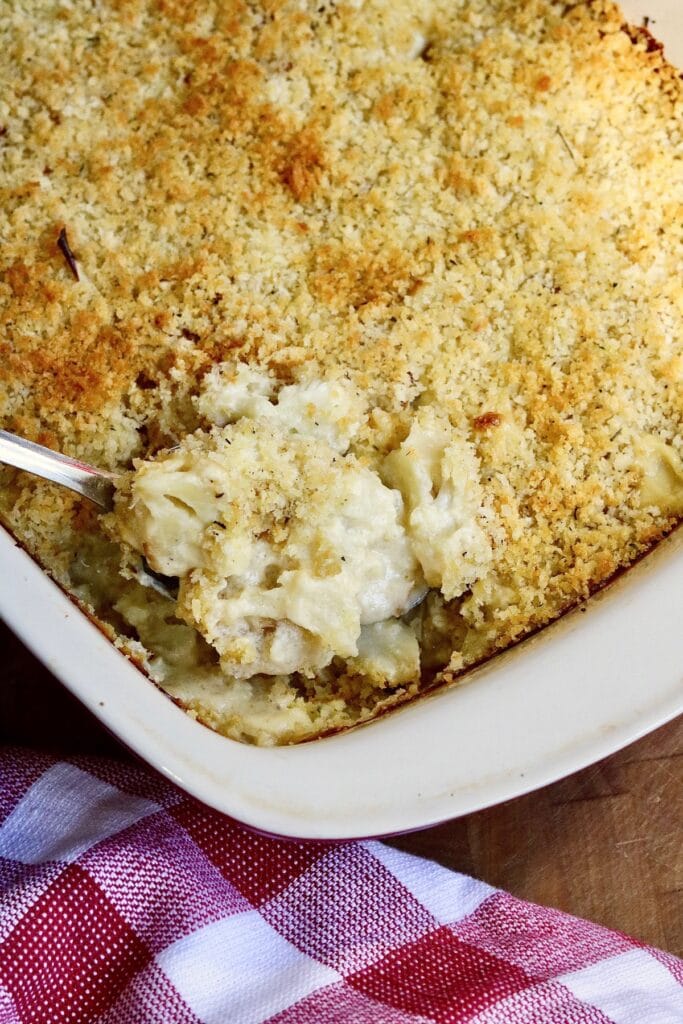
[2,619,681,956]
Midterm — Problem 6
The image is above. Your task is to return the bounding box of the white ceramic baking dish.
[1,522,681,839]
[1,0,681,840]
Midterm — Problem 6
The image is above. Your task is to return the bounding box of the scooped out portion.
[106,372,494,691]
[109,419,424,677]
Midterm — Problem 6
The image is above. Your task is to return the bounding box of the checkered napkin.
[0,748,681,1024]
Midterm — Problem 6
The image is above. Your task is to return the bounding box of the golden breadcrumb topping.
[1,0,681,744]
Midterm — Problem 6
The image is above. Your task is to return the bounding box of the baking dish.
[1,521,680,839]
[1,0,681,838]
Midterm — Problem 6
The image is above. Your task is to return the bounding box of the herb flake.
[57,227,80,281]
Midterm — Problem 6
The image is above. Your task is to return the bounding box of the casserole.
[0,0,681,836]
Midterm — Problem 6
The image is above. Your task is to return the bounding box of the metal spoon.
[0,429,178,599]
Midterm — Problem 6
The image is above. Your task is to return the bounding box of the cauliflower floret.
[196,363,367,453]
[274,379,367,453]
[196,363,276,424]
[382,408,492,600]
[637,436,683,515]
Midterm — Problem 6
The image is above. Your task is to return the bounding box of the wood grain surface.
[1,619,681,956]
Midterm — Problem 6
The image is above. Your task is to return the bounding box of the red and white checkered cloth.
[0,747,680,1024]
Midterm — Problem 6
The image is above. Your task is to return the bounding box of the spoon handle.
[0,430,117,510]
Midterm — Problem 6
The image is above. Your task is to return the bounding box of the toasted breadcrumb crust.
[0,0,681,744]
